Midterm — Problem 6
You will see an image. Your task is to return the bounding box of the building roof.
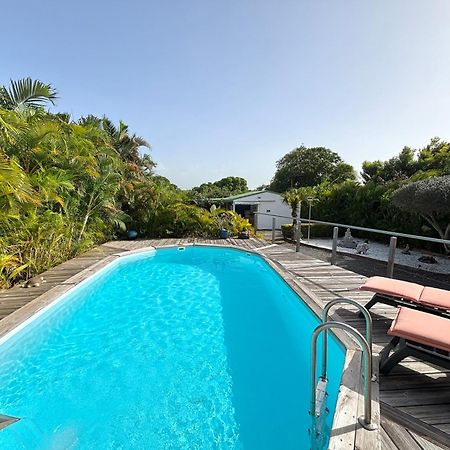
[210,190,278,202]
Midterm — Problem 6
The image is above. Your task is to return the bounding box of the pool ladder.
[310,299,377,446]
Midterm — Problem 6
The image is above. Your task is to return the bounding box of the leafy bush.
[212,209,253,236]
[281,223,332,240]
[281,224,293,240]
[136,205,254,239]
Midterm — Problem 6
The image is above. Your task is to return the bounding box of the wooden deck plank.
[381,416,423,450]
[411,431,448,450]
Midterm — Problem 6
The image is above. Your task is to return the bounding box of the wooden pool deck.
[0,238,448,450]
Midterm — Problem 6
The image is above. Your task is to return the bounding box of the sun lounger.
[380,307,450,374]
[360,276,450,317]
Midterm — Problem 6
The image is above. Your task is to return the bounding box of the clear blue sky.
[2,0,450,189]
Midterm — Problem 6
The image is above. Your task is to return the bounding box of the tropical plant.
[282,187,316,224]
[0,78,255,288]
[0,77,57,110]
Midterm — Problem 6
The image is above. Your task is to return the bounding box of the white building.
[213,190,292,230]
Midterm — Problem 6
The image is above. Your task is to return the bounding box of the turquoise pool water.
[0,246,345,449]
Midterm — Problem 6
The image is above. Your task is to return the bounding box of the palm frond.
[101,117,117,138]
[0,77,58,110]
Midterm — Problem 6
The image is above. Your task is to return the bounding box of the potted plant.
[127,229,138,240]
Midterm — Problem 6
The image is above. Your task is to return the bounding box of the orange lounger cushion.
[419,287,450,310]
[388,307,450,353]
[360,276,424,302]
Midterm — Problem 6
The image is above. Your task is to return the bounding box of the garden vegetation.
[272,142,450,252]
[0,78,252,288]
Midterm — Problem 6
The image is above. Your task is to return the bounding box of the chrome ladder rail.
[321,298,374,381]
[310,299,377,441]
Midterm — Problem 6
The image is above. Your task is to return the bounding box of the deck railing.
[255,212,450,278]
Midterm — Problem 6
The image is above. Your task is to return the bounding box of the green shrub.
[282,223,333,241]
[133,204,255,239]
[281,224,293,240]
[211,209,253,237]
[301,223,333,238]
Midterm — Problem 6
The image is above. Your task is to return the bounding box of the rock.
[418,255,438,264]
[356,242,370,255]
[401,244,411,255]
[22,279,40,288]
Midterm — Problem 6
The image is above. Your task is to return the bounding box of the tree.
[189,176,249,199]
[270,146,355,192]
[0,150,38,223]
[214,176,248,194]
[79,115,153,177]
[362,147,419,184]
[282,187,315,225]
[0,77,57,110]
[76,156,126,241]
[361,138,450,184]
[416,138,450,178]
[392,176,450,252]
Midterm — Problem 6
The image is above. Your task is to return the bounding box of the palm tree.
[283,188,305,225]
[76,155,128,241]
[101,117,151,165]
[0,150,39,220]
[0,77,57,110]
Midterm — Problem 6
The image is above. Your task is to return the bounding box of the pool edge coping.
[0,242,380,449]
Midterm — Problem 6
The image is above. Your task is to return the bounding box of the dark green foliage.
[314,181,420,233]
[361,138,450,183]
[392,176,450,252]
[189,176,249,199]
[270,146,355,192]
[281,224,293,240]
[281,223,332,240]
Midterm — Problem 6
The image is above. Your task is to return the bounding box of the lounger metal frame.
[364,293,450,318]
[379,336,450,374]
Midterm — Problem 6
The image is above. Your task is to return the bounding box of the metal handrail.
[311,322,377,431]
[254,212,450,245]
[321,299,373,380]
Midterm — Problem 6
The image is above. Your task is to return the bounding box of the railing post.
[295,222,301,252]
[331,227,338,264]
[271,217,276,244]
[387,237,397,278]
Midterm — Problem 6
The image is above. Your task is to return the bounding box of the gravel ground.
[268,233,450,290]
[304,237,450,274]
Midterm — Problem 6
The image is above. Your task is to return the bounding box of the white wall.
[233,191,292,230]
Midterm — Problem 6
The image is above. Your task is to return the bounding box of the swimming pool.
[0,246,345,449]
